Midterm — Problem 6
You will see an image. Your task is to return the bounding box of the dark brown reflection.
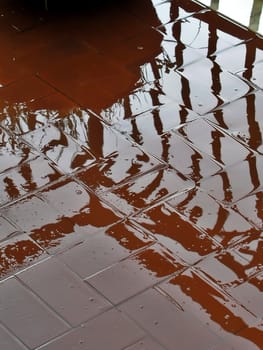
[56,109,108,158]
[200,156,263,205]
[30,216,81,253]
[235,190,263,229]
[0,235,45,278]
[168,187,259,248]
[106,220,154,252]
[1,102,58,135]
[100,168,193,215]
[0,157,61,205]
[76,140,161,193]
[100,85,167,125]
[27,180,123,253]
[0,127,36,174]
[206,92,263,154]
[161,270,257,343]
[29,199,122,252]
[23,125,95,173]
[157,132,222,181]
[134,245,183,278]
[133,203,218,264]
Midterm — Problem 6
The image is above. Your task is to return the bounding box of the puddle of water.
[0,1,263,349]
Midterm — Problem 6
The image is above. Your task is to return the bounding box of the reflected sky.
[199,0,263,34]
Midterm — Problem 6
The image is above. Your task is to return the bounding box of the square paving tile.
[17,257,112,326]
[0,277,69,348]
[167,187,260,247]
[0,233,47,280]
[100,168,194,215]
[87,243,185,304]
[0,324,29,350]
[22,124,95,174]
[133,202,219,264]
[120,287,221,350]
[157,268,256,337]
[37,309,145,350]
[0,1,262,349]
[58,219,155,279]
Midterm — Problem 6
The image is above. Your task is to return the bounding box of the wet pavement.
[0,0,263,349]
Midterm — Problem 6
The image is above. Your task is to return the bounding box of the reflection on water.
[0,0,263,348]
[199,0,263,35]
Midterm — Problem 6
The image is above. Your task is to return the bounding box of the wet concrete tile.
[22,124,95,174]
[0,127,37,174]
[0,0,262,349]
[55,109,125,158]
[154,40,204,71]
[234,191,263,229]
[76,141,162,193]
[38,48,137,110]
[18,257,111,326]
[38,178,122,231]
[0,76,53,105]
[158,268,256,337]
[122,130,222,182]
[194,249,254,290]
[123,337,166,350]
[69,6,150,52]
[1,194,62,232]
[157,12,244,56]
[100,84,170,125]
[0,277,69,348]
[167,188,259,247]
[105,219,155,251]
[87,243,185,304]
[0,324,28,350]
[0,156,61,205]
[133,203,219,264]
[29,216,88,254]
[200,157,263,205]
[104,27,163,72]
[0,0,48,33]
[0,215,18,242]
[211,39,263,74]
[0,233,47,280]
[37,308,145,350]
[228,271,263,318]
[176,61,251,113]
[115,101,198,140]
[1,92,78,135]
[246,61,263,89]
[119,287,221,350]
[237,320,263,350]
[205,91,263,154]
[58,220,154,279]
[208,335,260,350]
[177,119,252,166]
[100,168,194,215]
[121,0,204,27]
[232,235,263,275]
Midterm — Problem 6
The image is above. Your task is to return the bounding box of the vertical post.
[210,0,220,11]
[249,0,263,32]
